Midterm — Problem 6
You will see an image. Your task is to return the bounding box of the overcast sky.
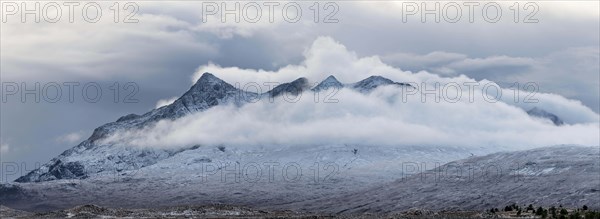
[1,1,598,181]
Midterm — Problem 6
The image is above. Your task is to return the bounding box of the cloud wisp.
[155,97,179,109]
[56,131,88,144]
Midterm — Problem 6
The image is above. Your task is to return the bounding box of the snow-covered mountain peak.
[268,77,310,97]
[312,75,343,92]
[352,75,412,93]
[192,72,231,88]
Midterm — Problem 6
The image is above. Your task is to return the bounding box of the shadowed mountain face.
[88,73,255,143]
[268,77,310,97]
[527,107,564,126]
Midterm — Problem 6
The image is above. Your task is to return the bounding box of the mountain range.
[14,73,419,183]
[2,73,591,214]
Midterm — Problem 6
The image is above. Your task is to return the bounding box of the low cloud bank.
[103,37,599,150]
[103,84,599,150]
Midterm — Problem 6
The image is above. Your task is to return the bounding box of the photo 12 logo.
[1,1,139,23]
[400,1,539,23]
[1,82,140,103]
[199,161,340,184]
[200,1,340,23]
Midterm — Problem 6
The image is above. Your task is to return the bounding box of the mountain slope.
[2,144,483,212]
[268,77,310,98]
[15,73,256,182]
[312,75,344,92]
[289,145,600,213]
[4,146,597,213]
[351,75,413,93]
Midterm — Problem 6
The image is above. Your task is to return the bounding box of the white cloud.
[105,89,600,150]
[104,37,600,151]
[192,37,407,86]
[156,97,179,109]
[56,132,86,144]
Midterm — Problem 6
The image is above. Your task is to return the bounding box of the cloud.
[155,97,179,109]
[444,56,536,79]
[103,87,599,150]
[1,0,597,180]
[382,47,600,112]
[192,37,599,123]
[56,132,87,144]
[1,3,218,81]
[1,143,9,154]
[382,53,537,80]
[103,37,600,151]
[381,51,467,74]
[192,37,406,87]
